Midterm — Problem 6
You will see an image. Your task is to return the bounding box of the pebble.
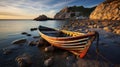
[35,42,41,47]
[44,46,54,52]
[114,29,120,35]
[12,38,27,44]
[93,24,97,28]
[28,41,36,46]
[44,57,53,67]
[103,27,112,32]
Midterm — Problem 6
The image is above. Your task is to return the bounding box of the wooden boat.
[38,25,98,58]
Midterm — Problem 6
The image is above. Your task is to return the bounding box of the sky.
[0,0,104,19]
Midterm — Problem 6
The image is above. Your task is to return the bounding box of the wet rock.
[85,29,89,32]
[21,32,28,35]
[30,28,38,31]
[103,27,112,32]
[26,34,31,36]
[101,22,109,27]
[114,29,120,35]
[28,41,36,46]
[44,46,54,52]
[16,53,32,67]
[44,57,53,67]
[35,40,40,46]
[37,38,50,47]
[12,38,27,44]
[93,24,97,28]
[88,25,93,28]
[36,39,44,47]
[3,49,12,55]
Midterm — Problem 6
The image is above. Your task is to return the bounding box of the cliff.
[90,0,120,20]
[54,6,96,19]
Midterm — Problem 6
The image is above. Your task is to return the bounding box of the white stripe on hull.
[65,48,85,50]
[60,44,87,48]
[47,37,89,44]
[60,41,87,46]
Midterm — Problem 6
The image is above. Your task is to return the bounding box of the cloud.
[0,0,68,18]
[0,12,23,16]
[0,0,104,19]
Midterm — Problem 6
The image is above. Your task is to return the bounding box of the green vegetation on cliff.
[54,6,96,19]
[67,6,96,16]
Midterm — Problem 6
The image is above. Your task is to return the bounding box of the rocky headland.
[54,6,96,20]
[34,0,120,21]
[61,0,120,35]
[90,0,120,20]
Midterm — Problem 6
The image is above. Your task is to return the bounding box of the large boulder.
[16,53,32,67]
[90,0,120,20]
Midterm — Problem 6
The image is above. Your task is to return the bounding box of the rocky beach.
[61,20,120,35]
[0,0,120,67]
[0,19,120,67]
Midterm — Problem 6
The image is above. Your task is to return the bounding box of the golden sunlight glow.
[0,15,34,19]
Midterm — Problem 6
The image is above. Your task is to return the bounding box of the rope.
[95,31,113,65]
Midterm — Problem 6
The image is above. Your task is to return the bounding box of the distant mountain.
[54,6,96,19]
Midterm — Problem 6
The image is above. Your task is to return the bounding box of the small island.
[34,14,51,21]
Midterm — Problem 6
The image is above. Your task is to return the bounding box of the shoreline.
[61,19,120,35]
[0,19,120,67]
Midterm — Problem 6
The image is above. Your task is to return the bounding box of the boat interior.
[39,26,68,37]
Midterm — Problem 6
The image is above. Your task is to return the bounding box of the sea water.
[0,20,67,49]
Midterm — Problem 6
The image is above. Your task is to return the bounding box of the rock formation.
[54,6,96,20]
[62,19,120,35]
[54,7,69,20]
[90,0,120,20]
[34,15,49,21]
